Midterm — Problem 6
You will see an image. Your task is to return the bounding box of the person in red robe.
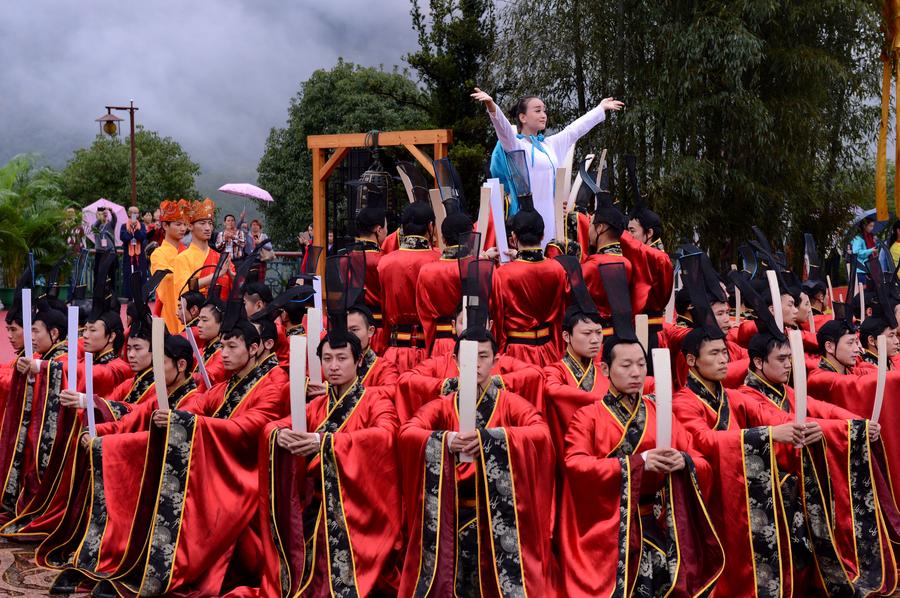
[376,201,440,371]
[738,325,899,595]
[36,335,200,593]
[44,316,288,596]
[0,303,69,522]
[579,169,635,320]
[416,212,475,358]
[194,299,225,389]
[491,201,569,366]
[543,256,609,454]
[353,204,389,354]
[858,315,899,369]
[346,303,398,390]
[258,328,402,596]
[397,260,545,420]
[558,333,724,596]
[1,311,160,542]
[398,326,556,596]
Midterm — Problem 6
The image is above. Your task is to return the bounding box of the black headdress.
[555,255,598,318]
[581,157,626,231]
[458,256,494,332]
[396,161,431,204]
[89,251,119,320]
[433,158,466,216]
[624,155,661,233]
[866,254,898,328]
[6,261,33,324]
[324,253,366,339]
[128,269,171,340]
[293,245,324,287]
[504,150,534,213]
[598,262,636,341]
[220,253,261,334]
[680,253,725,341]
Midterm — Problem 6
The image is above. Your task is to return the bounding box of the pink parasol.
[218,183,274,203]
[82,198,128,247]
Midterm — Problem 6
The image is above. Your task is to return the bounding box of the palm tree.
[0,155,70,288]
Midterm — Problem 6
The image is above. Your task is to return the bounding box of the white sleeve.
[546,103,607,160]
[487,107,521,152]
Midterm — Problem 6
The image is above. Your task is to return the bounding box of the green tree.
[257,60,431,248]
[406,0,496,209]
[0,155,70,286]
[61,127,200,211]
[488,0,881,269]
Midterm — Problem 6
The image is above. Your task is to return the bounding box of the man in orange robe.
[150,199,189,332]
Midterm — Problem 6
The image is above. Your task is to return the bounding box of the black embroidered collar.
[400,235,432,250]
[42,341,68,361]
[818,357,841,374]
[358,348,377,381]
[125,368,155,404]
[517,248,544,262]
[353,238,381,252]
[202,337,221,362]
[744,371,787,411]
[168,376,198,409]
[686,372,724,412]
[441,245,471,260]
[595,242,623,256]
[95,349,116,365]
[286,324,305,337]
[562,350,595,392]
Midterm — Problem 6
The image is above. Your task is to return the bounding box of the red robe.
[491,253,568,366]
[581,243,633,318]
[358,348,398,392]
[545,211,591,262]
[398,382,557,597]
[415,254,462,358]
[0,368,155,541]
[194,337,226,391]
[620,231,673,317]
[356,239,388,355]
[0,342,69,522]
[39,356,288,596]
[394,353,545,422]
[257,383,402,597]
[542,352,609,456]
[376,236,440,371]
[558,394,724,597]
[739,372,900,595]
[660,324,749,389]
[735,319,818,352]
[35,378,201,579]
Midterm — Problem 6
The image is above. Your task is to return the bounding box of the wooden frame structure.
[307,129,453,275]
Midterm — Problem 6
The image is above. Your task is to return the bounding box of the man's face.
[689,338,729,382]
[321,343,359,387]
[601,342,646,396]
[771,294,798,328]
[163,221,187,241]
[712,301,731,333]
[627,219,648,244]
[163,355,182,386]
[346,312,373,352]
[796,292,811,323]
[126,337,152,372]
[759,344,792,385]
[6,322,23,352]
[868,327,899,357]
[328,231,334,244]
[197,306,221,341]
[32,321,55,354]
[192,219,214,241]
[128,208,139,221]
[221,336,254,372]
[466,340,498,388]
[564,318,603,360]
[829,334,860,368]
[82,320,112,353]
[243,296,264,318]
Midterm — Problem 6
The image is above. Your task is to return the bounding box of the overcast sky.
[1,0,420,189]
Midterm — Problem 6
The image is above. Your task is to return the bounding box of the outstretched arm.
[547,98,624,158]
[472,87,520,152]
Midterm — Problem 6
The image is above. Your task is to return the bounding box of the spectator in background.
[121,205,148,298]
[891,220,900,272]
[214,213,246,261]
[327,229,335,254]
[850,216,878,284]
[250,219,274,281]
[144,209,164,246]
[93,207,117,254]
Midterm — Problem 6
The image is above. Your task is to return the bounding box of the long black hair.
[510,95,541,132]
